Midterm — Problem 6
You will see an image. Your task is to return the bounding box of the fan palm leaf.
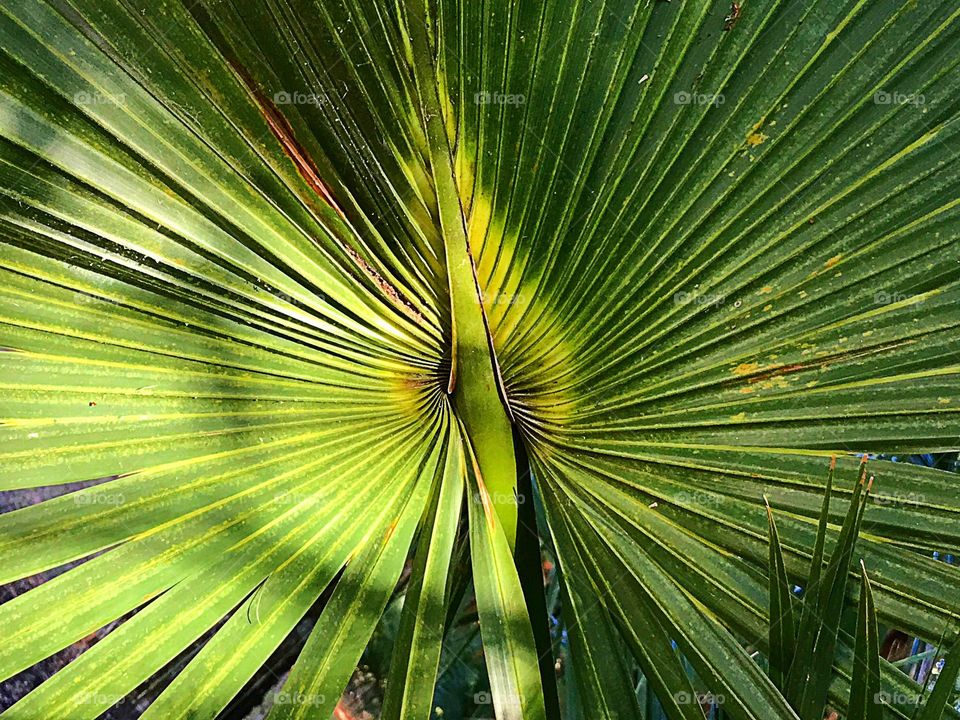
[1,0,959,718]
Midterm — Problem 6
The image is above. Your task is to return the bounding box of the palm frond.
[1,0,959,718]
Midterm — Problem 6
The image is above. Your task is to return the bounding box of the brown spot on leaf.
[732,362,762,376]
[232,64,346,219]
[468,452,498,533]
[228,59,430,328]
[383,519,398,544]
[723,2,742,30]
[233,71,428,327]
[746,363,809,384]
[343,245,424,325]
